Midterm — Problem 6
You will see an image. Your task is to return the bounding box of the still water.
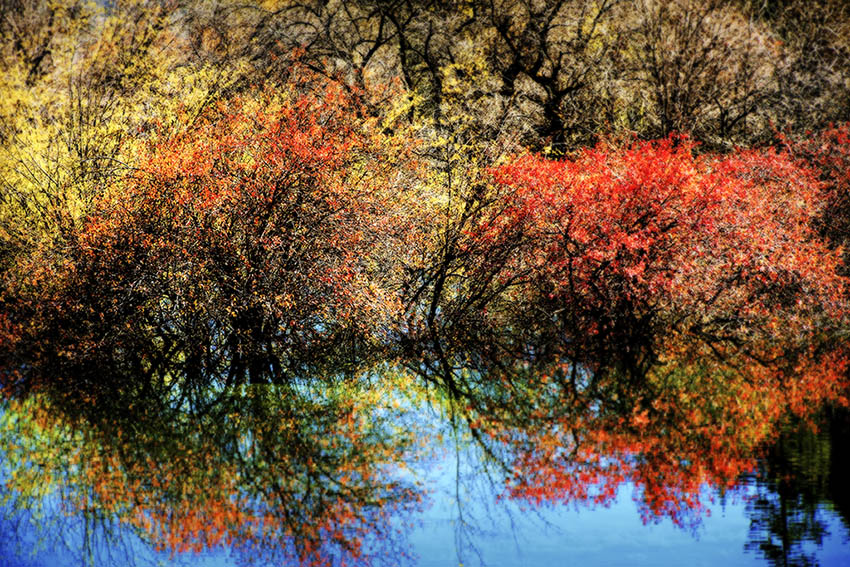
[1,404,848,567]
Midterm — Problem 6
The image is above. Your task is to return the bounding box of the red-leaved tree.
[475,137,846,390]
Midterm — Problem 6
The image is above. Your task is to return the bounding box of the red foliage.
[785,123,850,267]
[480,136,846,382]
[465,136,850,524]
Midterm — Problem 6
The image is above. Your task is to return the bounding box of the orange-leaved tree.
[0,72,427,566]
[0,74,424,409]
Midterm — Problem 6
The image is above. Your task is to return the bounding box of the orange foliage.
[460,137,850,525]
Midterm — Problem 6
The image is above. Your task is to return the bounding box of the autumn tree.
[480,137,845,382]
[625,0,779,146]
[409,136,847,392]
[0,68,428,565]
[394,137,848,514]
[785,123,850,273]
[391,137,849,532]
[0,74,423,408]
[0,0,232,301]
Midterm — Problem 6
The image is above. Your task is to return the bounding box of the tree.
[0,72,423,407]
[0,70,426,567]
[786,123,850,273]
[625,0,778,146]
[477,137,846,386]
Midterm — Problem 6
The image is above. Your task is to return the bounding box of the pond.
[1,393,848,567]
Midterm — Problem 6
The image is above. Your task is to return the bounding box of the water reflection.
[2,259,848,563]
[0,378,848,566]
[0,379,424,567]
[745,408,850,567]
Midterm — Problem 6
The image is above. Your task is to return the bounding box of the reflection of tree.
[826,407,850,532]
[422,360,759,530]
[0,377,422,567]
[745,409,850,567]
